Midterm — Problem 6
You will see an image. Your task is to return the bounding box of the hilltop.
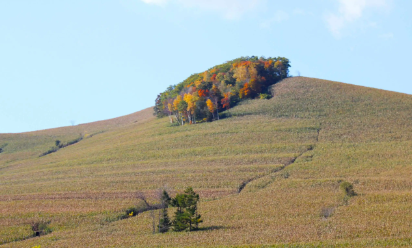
[1,77,412,247]
[154,56,290,124]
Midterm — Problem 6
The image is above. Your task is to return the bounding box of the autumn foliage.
[206,99,215,114]
[154,56,290,125]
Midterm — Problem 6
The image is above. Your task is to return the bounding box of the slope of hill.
[0,107,154,165]
[1,77,412,247]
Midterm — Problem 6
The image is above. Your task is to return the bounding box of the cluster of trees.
[158,187,202,233]
[154,56,290,124]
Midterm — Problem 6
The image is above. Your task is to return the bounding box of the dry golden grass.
[1,77,412,247]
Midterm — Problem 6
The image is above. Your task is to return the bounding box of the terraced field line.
[237,128,321,193]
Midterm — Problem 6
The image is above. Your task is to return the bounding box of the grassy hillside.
[1,77,412,247]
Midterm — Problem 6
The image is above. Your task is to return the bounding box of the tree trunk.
[214,99,220,120]
[151,210,156,234]
[158,208,161,233]
[195,209,199,229]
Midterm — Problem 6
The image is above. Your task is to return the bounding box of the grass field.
[1,77,412,247]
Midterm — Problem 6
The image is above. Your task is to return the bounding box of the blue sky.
[1,0,410,133]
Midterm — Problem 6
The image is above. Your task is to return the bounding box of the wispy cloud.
[140,0,265,20]
[260,10,289,29]
[141,0,169,6]
[293,9,305,15]
[380,32,394,39]
[325,0,388,38]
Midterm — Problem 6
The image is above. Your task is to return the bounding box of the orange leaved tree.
[206,99,215,120]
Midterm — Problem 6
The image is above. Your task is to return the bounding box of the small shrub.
[320,207,335,219]
[340,181,356,197]
[30,220,52,237]
[281,171,290,179]
[259,93,271,99]
[306,144,314,151]
[124,207,139,218]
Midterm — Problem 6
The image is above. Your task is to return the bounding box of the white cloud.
[141,0,169,6]
[325,0,388,38]
[293,9,305,15]
[260,10,289,29]
[140,0,265,20]
[380,32,394,39]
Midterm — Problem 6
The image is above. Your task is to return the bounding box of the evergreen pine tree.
[158,190,171,233]
[158,208,171,233]
[170,187,202,232]
[171,193,188,231]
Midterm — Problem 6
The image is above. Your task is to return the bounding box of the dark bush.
[340,181,356,197]
[30,220,52,237]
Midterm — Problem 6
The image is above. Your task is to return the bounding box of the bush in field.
[340,181,356,205]
[125,207,139,217]
[30,220,51,237]
[340,181,356,197]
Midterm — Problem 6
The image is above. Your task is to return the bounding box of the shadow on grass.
[219,112,236,120]
[193,226,227,232]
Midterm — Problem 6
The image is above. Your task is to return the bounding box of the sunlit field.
[1,77,412,247]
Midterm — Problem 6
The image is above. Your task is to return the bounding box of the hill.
[1,77,412,247]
